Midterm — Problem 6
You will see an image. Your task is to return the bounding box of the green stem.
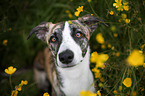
[9,75,12,89]
[89,2,99,17]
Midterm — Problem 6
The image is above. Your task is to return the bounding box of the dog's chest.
[57,50,95,96]
[61,70,94,96]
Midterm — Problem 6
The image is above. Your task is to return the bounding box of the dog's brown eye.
[51,37,57,42]
[76,32,82,38]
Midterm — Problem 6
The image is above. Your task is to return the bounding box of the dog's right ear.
[27,22,53,42]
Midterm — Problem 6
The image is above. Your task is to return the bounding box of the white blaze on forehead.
[57,21,83,67]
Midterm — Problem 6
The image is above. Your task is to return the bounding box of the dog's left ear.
[78,14,108,35]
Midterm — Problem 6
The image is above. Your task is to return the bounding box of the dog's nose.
[59,50,74,64]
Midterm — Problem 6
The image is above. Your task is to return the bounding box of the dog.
[27,14,108,96]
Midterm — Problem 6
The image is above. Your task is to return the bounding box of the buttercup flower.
[113,0,122,8]
[109,11,114,15]
[11,90,18,96]
[91,52,109,68]
[5,66,16,75]
[68,13,72,18]
[74,11,80,17]
[21,80,28,85]
[96,91,101,96]
[121,13,127,19]
[9,27,12,31]
[123,2,129,11]
[80,90,97,96]
[76,6,83,12]
[113,0,129,11]
[43,92,50,96]
[3,40,8,46]
[127,50,144,67]
[96,33,105,44]
[74,6,83,17]
[123,78,132,87]
[125,19,130,24]
[113,90,118,94]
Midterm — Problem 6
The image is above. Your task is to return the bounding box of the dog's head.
[27,14,108,68]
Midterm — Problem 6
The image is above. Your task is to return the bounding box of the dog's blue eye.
[76,32,82,38]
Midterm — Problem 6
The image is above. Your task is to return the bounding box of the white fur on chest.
[57,48,95,96]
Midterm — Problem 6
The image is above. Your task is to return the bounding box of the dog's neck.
[56,47,95,96]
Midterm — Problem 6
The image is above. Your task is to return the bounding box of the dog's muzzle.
[59,49,74,65]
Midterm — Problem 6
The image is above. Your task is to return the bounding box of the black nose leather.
[59,50,74,64]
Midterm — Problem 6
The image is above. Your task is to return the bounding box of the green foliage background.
[0,0,145,96]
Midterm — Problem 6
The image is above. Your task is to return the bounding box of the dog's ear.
[27,22,53,42]
[78,14,108,35]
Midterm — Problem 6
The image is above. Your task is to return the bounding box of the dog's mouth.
[61,64,76,68]
[59,59,83,68]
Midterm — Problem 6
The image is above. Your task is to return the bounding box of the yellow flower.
[107,44,112,48]
[17,86,22,91]
[5,66,16,75]
[113,90,118,94]
[68,20,72,24]
[96,33,105,44]
[116,52,120,57]
[90,52,98,63]
[11,90,18,96]
[74,11,80,17]
[113,0,122,8]
[76,6,83,12]
[123,5,129,11]
[131,91,137,96]
[98,83,103,87]
[95,71,102,78]
[123,2,129,11]
[123,78,132,87]
[9,27,12,31]
[125,19,130,24]
[88,0,91,3]
[91,52,109,68]
[96,54,109,68]
[92,67,101,78]
[101,44,106,49]
[109,11,114,15]
[65,10,70,13]
[143,63,145,68]
[68,13,72,18]
[118,19,122,22]
[121,13,127,19]
[127,50,144,67]
[119,86,122,91]
[80,90,97,96]
[113,33,118,37]
[110,26,116,32]
[92,67,100,73]
[3,40,8,46]
[74,6,83,17]
[91,14,93,16]
[43,92,50,96]
[117,6,123,11]
[100,77,105,82]
[96,91,101,96]
[21,80,28,85]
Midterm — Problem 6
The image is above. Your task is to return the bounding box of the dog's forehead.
[49,20,90,39]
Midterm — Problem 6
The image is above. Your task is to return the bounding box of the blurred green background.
[0,0,145,96]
